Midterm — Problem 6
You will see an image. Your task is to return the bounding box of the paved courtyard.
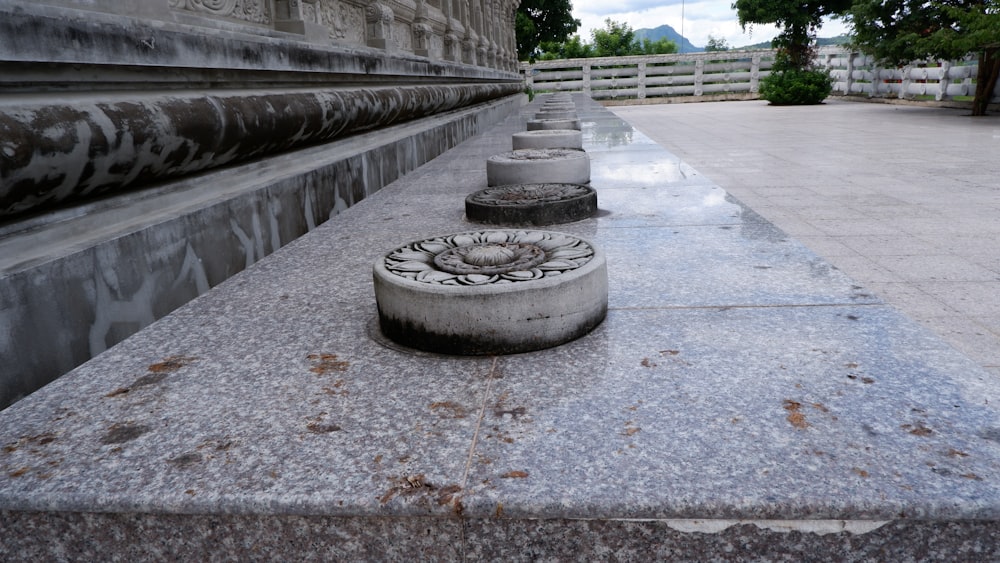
[612,99,1000,377]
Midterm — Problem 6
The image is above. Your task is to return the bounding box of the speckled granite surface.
[3,95,1000,559]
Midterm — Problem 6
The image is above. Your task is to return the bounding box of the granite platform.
[3,95,1000,559]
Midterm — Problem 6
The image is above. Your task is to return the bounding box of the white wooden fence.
[521,47,1000,105]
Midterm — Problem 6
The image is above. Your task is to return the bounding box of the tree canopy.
[846,0,1000,115]
[516,0,581,61]
[536,19,677,60]
[705,35,730,52]
[733,0,852,69]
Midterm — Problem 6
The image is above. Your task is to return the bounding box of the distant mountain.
[735,34,851,50]
[634,24,702,53]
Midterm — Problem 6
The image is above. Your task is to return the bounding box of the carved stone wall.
[3,0,518,69]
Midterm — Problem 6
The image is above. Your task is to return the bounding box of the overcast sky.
[571,0,850,50]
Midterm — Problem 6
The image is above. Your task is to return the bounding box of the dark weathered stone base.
[465,184,598,226]
[3,511,998,561]
[376,305,609,356]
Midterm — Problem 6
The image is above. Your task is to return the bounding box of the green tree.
[538,35,593,60]
[638,37,679,55]
[533,19,677,61]
[733,0,851,69]
[516,0,581,61]
[591,19,638,57]
[705,34,730,52]
[846,0,1000,116]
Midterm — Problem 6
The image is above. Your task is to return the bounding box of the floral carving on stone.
[169,0,272,24]
[392,22,412,51]
[383,231,595,286]
[413,21,433,51]
[322,1,365,42]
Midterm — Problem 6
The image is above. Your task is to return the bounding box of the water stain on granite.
[980,427,1000,443]
[100,422,152,444]
[168,452,203,467]
[494,406,527,420]
[306,412,341,433]
[105,372,170,398]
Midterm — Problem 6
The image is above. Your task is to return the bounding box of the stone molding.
[0,82,522,218]
[0,0,520,71]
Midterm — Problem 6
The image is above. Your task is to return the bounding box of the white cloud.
[571,0,849,50]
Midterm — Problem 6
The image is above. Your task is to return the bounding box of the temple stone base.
[0,0,523,408]
[0,96,522,408]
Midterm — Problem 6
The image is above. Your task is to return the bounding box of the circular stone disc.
[512,129,583,150]
[527,118,581,131]
[465,183,597,225]
[540,103,576,111]
[534,110,578,120]
[373,230,608,355]
[486,148,590,186]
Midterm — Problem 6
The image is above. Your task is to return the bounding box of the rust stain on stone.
[430,401,468,419]
[436,484,462,507]
[148,356,198,373]
[783,400,809,429]
[379,474,436,505]
[902,423,933,437]
[308,353,350,374]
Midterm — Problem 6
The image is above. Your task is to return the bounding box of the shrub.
[759,66,833,105]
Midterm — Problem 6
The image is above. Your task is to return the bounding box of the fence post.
[899,63,911,99]
[844,51,855,95]
[582,63,591,97]
[936,60,951,101]
[638,61,646,99]
[694,59,704,97]
[523,65,533,91]
[869,57,880,97]
[750,55,760,93]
